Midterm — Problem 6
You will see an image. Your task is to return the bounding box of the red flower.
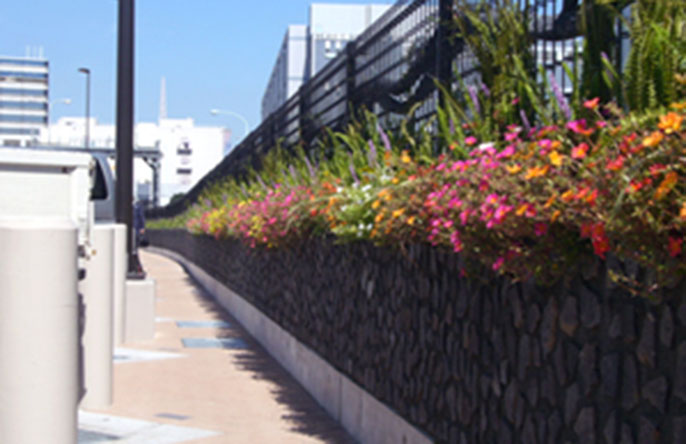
[669,237,683,258]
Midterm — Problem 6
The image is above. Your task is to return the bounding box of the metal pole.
[115,0,142,277]
[78,68,90,149]
[85,73,90,149]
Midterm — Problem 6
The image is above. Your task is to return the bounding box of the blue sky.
[0,0,393,143]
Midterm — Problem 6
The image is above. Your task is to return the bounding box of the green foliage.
[623,0,686,111]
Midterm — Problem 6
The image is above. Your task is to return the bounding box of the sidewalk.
[78,249,354,444]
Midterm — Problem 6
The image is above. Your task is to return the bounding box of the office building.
[0,55,49,147]
[46,117,228,205]
[261,3,391,120]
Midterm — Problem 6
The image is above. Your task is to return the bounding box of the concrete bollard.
[125,279,156,342]
[112,224,127,345]
[0,219,79,444]
[79,224,115,409]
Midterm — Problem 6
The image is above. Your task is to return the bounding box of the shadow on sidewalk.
[181,275,357,444]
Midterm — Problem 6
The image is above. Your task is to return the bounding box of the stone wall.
[148,229,686,443]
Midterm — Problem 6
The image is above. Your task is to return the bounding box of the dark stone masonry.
[148,229,686,443]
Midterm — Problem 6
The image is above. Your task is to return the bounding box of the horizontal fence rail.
[148,0,630,220]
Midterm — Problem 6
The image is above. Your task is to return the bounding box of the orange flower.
[655,171,678,200]
[506,164,522,174]
[561,189,575,202]
[585,189,598,206]
[658,112,683,134]
[544,194,556,209]
[524,165,549,180]
[643,131,664,147]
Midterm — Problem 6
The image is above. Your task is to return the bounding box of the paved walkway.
[79,249,354,444]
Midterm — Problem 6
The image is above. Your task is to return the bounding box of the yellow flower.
[549,151,564,167]
[516,204,529,216]
[524,165,549,180]
[372,200,381,209]
[643,131,664,147]
[658,112,683,134]
[401,151,411,164]
[505,164,522,174]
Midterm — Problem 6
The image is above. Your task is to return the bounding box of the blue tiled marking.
[176,320,232,329]
[181,337,248,349]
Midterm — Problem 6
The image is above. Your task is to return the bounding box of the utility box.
[0,147,94,247]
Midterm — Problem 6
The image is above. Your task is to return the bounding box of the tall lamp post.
[209,108,250,145]
[77,68,91,149]
[47,98,71,145]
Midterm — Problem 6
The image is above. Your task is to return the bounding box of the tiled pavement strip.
[78,249,355,444]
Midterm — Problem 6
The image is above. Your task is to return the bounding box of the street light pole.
[78,68,91,149]
[115,0,142,277]
[209,108,250,144]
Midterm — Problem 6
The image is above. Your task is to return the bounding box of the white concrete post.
[112,224,127,345]
[79,224,115,409]
[0,219,79,444]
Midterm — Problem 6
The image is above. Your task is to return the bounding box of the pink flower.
[496,145,515,159]
[492,257,504,271]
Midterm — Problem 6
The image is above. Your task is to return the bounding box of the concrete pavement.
[78,249,355,444]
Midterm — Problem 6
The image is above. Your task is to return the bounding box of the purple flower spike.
[367,139,378,168]
[549,72,571,120]
[377,124,392,151]
[349,160,360,186]
[468,85,480,115]
[480,81,491,97]
[256,174,267,190]
[303,155,316,178]
[520,110,531,134]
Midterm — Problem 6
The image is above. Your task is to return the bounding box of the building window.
[176,168,192,175]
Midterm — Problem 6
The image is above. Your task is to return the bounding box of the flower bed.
[169,103,686,296]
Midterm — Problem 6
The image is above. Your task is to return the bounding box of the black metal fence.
[148,0,628,220]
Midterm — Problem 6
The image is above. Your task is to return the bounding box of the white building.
[0,55,49,147]
[45,117,228,206]
[261,3,392,120]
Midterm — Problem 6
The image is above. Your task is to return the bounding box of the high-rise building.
[0,56,49,147]
[261,3,391,121]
